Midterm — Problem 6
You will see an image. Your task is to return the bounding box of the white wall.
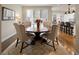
[1,4,22,42]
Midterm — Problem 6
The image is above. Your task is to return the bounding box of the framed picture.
[2,7,15,20]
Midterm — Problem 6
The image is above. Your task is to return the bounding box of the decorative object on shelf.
[2,7,15,20]
[65,4,75,14]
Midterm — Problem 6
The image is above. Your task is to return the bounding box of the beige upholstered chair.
[14,23,32,53]
[22,20,35,36]
[41,21,52,37]
[43,21,52,31]
[22,20,31,28]
[44,25,59,51]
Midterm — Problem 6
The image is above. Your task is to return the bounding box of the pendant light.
[65,4,75,14]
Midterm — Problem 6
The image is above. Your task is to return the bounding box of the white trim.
[1,33,16,42]
[1,40,16,54]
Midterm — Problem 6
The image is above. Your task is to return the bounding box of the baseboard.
[2,34,16,52]
[1,33,16,42]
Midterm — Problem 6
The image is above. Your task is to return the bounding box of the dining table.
[26,26,49,45]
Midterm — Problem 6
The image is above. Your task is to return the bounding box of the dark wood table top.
[26,27,48,33]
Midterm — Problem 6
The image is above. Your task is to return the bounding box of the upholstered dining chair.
[52,25,59,45]
[43,25,59,51]
[43,21,52,31]
[41,21,52,37]
[22,20,31,28]
[22,20,35,36]
[14,23,32,53]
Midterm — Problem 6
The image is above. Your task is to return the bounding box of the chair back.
[43,21,52,31]
[22,21,31,28]
[52,25,58,35]
[49,25,59,41]
[14,23,27,41]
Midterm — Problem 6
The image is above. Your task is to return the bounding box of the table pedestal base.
[30,32,56,51]
[31,32,47,45]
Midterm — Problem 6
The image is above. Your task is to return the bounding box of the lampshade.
[72,10,75,13]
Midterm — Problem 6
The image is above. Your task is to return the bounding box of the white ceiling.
[52,4,76,12]
[20,4,76,12]
[20,4,53,6]
[20,4,76,7]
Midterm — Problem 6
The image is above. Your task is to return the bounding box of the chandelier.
[65,4,75,14]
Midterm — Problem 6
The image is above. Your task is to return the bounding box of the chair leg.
[52,41,56,51]
[56,37,59,45]
[15,38,19,47]
[20,42,24,53]
[44,40,56,51]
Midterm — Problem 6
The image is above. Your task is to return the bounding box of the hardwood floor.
[59,31,76,54]
[1,31,76,55]
[2,40,70,55]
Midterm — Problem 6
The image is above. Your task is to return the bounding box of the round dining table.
[26,27,48,45]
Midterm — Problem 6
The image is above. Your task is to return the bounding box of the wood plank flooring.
[59,31,76,54]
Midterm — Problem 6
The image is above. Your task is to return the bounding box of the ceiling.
[20,4,76,7]
[20,4,53,6]
[20,4,76,12]
[52,4,76,12]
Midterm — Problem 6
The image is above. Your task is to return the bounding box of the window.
[41,9,48,20]
[26,9,33,18]
[26,9,48,21]
[34,10,40,18]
